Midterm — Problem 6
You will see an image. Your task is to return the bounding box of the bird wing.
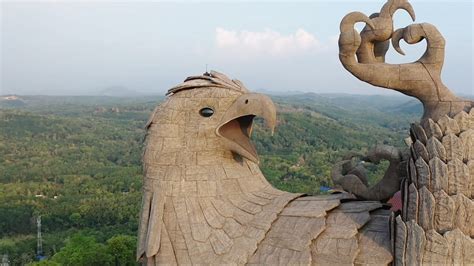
[249,195,393,265]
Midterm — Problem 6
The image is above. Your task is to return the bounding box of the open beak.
[216,93,276,163]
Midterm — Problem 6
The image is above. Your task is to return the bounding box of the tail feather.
[137,190,165,261]
[145,191,165,257]
[137,190,153,260]
[355,209,392,265]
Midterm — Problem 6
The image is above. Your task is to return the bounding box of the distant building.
[1,95,20,100]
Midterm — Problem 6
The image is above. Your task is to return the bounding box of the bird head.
[145,71,276,165]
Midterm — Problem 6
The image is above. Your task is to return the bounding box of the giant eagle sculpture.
[137,70,393,265]
[137,0,473,265]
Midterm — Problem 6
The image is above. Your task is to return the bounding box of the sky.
[1,0,473,96]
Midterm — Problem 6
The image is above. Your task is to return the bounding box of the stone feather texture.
[394,110,474,265]
[137,72,394,265]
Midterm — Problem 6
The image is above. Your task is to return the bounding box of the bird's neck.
[146,152,273,198]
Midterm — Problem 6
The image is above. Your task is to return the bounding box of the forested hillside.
[0,94,421,265]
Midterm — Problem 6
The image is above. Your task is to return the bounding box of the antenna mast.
[1,254,9,266]
[37,216,43,257]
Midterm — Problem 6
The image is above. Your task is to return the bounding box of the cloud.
[215,27,324,57]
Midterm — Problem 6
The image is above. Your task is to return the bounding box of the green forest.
[0,94,421,265]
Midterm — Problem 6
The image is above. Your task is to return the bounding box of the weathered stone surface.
[429,157,448,192]
[410,123,428,144]
[437,115,461,135]
[415,157,431,189]
[209,229,233,255]
[145,192,165,256]
[390,212,395,258]
[442,133,463,162]
[423,119,443,140]
[453,111,472,132]
[355,211,393,265]
[408,158,417,186]
[460,129,474,161]
[295,193,355,201]
[402,178,409,221]
[249,245,309,265]
[406,183,419,222]
[405,220,426,265]
[433,190,455,234]
[311,226,359,265]
[452,194,474,237]
[279,217,326,250]
[426,137,447,162]
[222,218,243,238]
[447,159,470,196]
[137,191,153,258]
[280,199,339,218]
[464,234,474,265]
[309,201,390,265]
[445,229,473,265]
[410,146,419,162]
[200,199,225,229]
[312,233,358,265]
[228,194,263,215]
[468,160,474,198]
[395,216,407,266]
[413,140,429,163]
[422,230,448,265]
[418,186,435,231]
[325,210,370,230]
[186,197,212,242]
[334,201,382,213]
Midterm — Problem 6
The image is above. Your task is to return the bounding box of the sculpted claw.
[339,1,472,120]
[391,28,406,55]
[340,11,375,33]
[379,0,416,21]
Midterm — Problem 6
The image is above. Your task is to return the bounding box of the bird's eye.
[199,107,214,117]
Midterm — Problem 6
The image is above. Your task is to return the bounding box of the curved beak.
[216,93,276,163]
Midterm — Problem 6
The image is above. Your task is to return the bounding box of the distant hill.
[0,95,164,114]
[385,99,423,115]
[285,93,419,111]
[98,86,139,97]
[0,94,424,124]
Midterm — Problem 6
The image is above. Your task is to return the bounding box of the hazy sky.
[1,0,473,96]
